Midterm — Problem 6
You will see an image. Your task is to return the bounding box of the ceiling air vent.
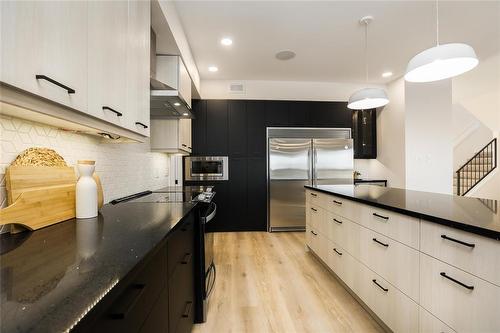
[229,83,245,94]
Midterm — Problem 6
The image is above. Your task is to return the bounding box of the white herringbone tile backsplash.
[0,115,170,210]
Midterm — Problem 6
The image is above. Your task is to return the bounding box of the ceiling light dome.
[405,43,478,82]
[348,88,389,110]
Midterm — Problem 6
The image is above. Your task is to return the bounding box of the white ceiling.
[173,1,499,84]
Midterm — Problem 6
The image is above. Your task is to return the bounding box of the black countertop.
[0,201,197,333]
[305,184,500,241]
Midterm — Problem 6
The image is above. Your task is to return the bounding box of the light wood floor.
[192,232,384,333]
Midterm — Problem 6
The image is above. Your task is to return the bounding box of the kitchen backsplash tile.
[0,115,170,210]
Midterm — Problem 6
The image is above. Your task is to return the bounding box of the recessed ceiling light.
[208,66,218,72]
[182,113,189,116]
[275,50,296,61]
[220,37,233,46]
[174,102,181,106]
[382,71,393,78]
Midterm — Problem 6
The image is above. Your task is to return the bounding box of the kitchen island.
[305,184,500,333]
[0,201,197,333]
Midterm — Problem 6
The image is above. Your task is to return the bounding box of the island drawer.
[326,239,359,294]
[167,216,194,278]
[420,220,500,286]
[308,203,326,233]
[325,195,364,223]
[169,251,194,333]
[306,190,326,207]
[325,212,361,258]
[306,223,327,259]
[419,306,455,333]
[420,253,500,332]
[361,206,420,249]
[358,225,420,302]
[356,258,419,333]
[92,246,167,333]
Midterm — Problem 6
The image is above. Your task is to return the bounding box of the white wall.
[0,115,170,210]
[201,79,384,101]
[405,80,453,194]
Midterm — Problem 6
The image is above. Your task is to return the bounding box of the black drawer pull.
[333,218,343,224]
[441,235,475,248]
[310,230,317,236]
[440,272,474,290]
[372,238,389,247]
[333,248,343,256]
[310,193,318,197]
[188,146,192,150]
[333,200,342,205]
[135,121,148,129]
[103,106,123,117]
[182,301,193,318]
[311,207,317,212]
[373,213,389,220]
[182,144,187,147]
[35,75,75,94]
[109,283,146,319]
[181,253,192,264]
[372,279,388,292]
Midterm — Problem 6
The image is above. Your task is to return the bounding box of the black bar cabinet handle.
[311,207,317,212]
[333,218,343,224]
[310,230,318,236]
[310,193,317,197]
[35,75,75,94]
[333,200,342,205]
[440,272,474,290]
[181,253,192,264]
[109,283,146,319]
[135,122,148,129]
[103,106,123,117]
[333,248,343,256]
[182,301,193,317]
[182,144,187,147]
[441,235,475,248]
[372,279,388,292]
[372,238,389,247]
[373,212,389,220]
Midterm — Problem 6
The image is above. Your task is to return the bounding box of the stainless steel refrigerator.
[267,128,353,232]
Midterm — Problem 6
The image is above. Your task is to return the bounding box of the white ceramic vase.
[76,160,98,219]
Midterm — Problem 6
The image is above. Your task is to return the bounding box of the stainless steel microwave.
[184,156,229,181]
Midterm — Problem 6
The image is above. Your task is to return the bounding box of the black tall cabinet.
[352,109,377,159]
[189,99,377,232]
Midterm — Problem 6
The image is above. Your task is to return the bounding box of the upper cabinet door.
[127,0,151,136]
[88,1,128,128]
[1,1,88,111]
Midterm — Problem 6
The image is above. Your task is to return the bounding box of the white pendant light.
[348,16,389,110]
[405,0,478,83]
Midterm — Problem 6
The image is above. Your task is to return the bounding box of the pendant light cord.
[436,0,440,46]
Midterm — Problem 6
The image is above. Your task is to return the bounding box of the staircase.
[454,138,497,195]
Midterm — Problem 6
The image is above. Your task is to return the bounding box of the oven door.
[185,157,228,181]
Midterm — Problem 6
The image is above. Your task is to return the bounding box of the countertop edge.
[305,185,500,241]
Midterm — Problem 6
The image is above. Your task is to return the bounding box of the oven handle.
[206,263,217,299]
[202,203,217,224]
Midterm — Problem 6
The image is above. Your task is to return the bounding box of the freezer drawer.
[269,180,309,231]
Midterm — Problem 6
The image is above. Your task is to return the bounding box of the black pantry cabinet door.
[352,109,377,159]
[246,157,267,231]
[288,101,310,127]
[206,181,230,232]
[228,100,247,157]
[265,100,289,127]
[191,100,207,155]
[228,158,248,230]
[206,100,228,155]
[308,102,351,128]
[246,100,267,157]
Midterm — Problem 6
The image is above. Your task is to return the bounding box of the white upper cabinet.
[150,119,192,154]
[127,0,151,136]
[87,0,129,128]
[1,1,88,112]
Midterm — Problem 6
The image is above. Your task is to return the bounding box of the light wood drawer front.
[362,206,420,249]
[325,195,364,223]
[326,239,359,294]
[307,190,326,208]
[309,204,327,235]
[419,306,456,333]
[356,260,419,333]
[326,212,361,258]
[359,226,419,302]
[421,220,500,286]
[420,253,500,332]
[306,224,327,259]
